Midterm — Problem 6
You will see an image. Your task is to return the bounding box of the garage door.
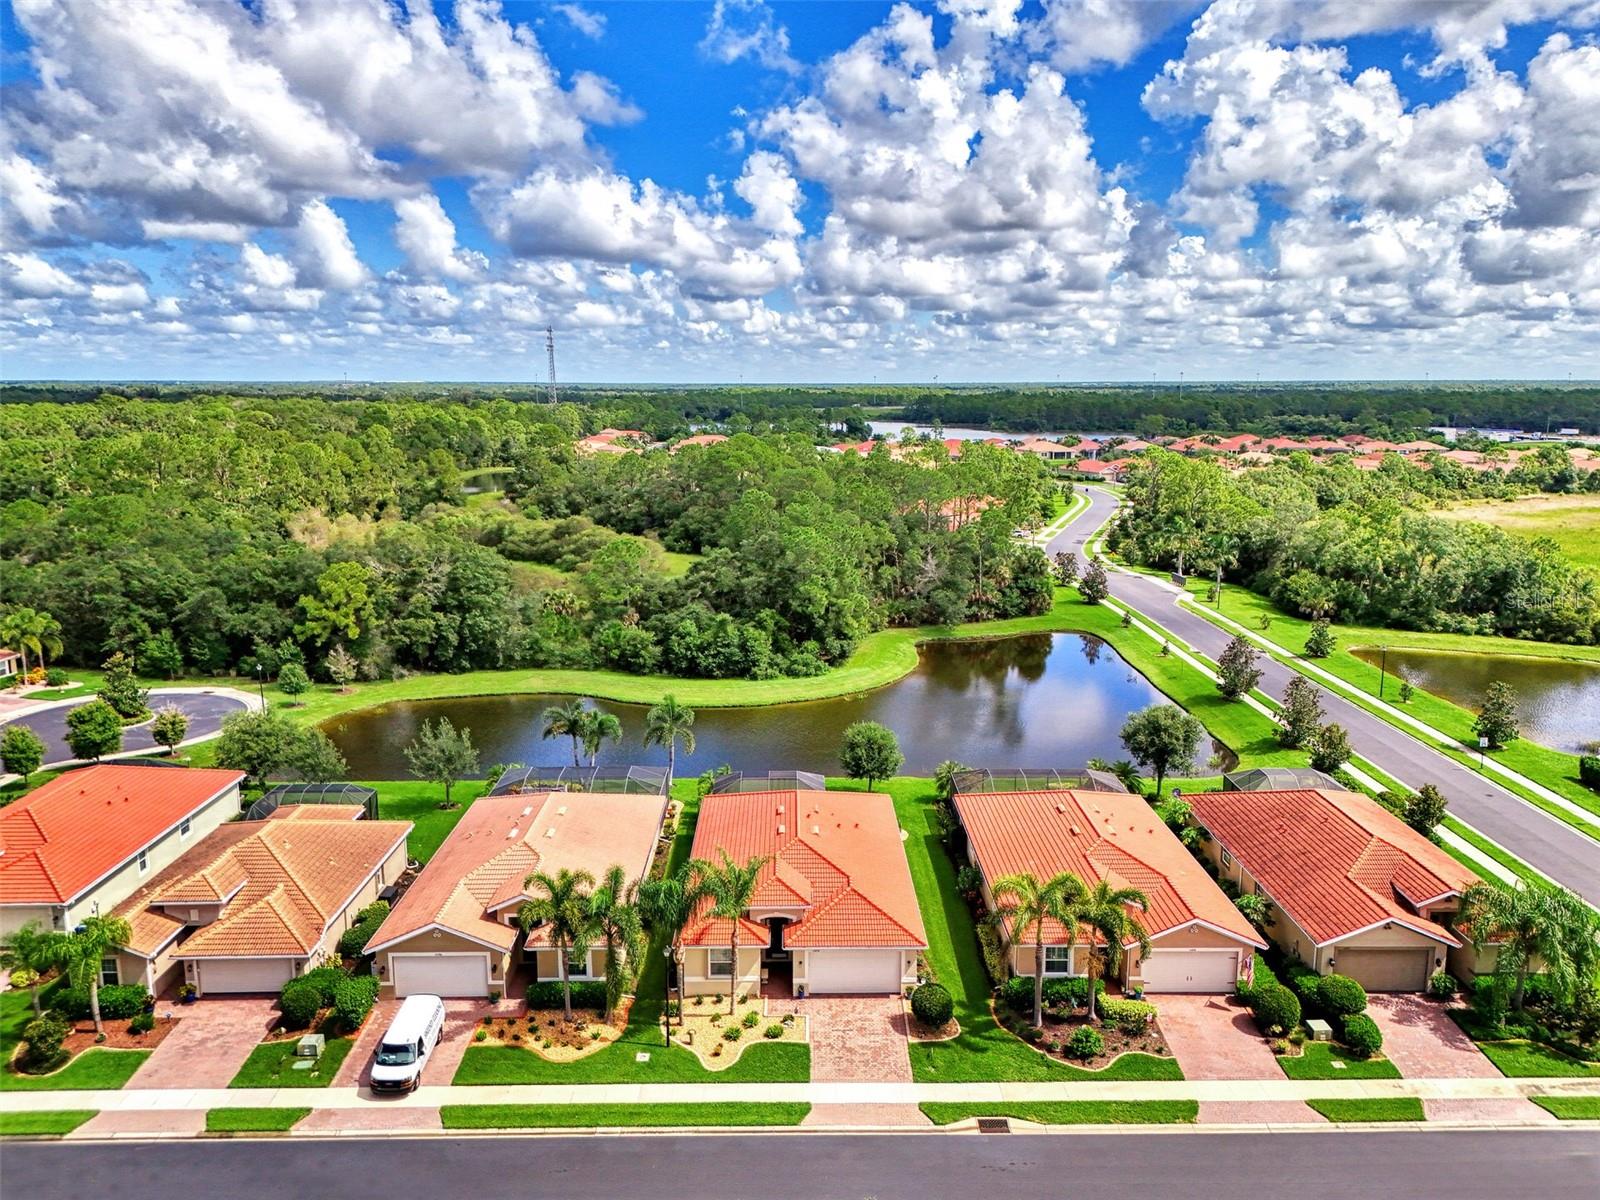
[805,949,901,995]
[392,952,489,998]
[1335,948,1431,992]
[196,958,295,995]
[1139,949,1241,993]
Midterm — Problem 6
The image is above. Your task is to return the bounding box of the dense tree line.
[2,397,1057,682]
[1110,451,1600,643]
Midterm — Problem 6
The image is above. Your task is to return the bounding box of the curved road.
[1,690,250,768]
[1050,486,1600,904]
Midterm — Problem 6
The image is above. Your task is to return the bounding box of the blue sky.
[2,0,1598,382]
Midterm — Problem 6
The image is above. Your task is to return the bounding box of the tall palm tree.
[643,695,696,785]
[517,868,597,1020]
[588,865,646,1023]
[579,709,623,767]
[1066,880,1151,1023]
[638,863,707,1033]
[990,871,1089,1027]
[55,915,132,1036]
[540,698,588,767]
[1460,882,1596,1013]
[0,922,66,1016]
[26,610,62,675]
[1,609,35,676]
[692,850,769,1014]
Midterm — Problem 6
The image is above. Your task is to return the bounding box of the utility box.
[1305,1019,1333,1043]
[295,1033,326,1059]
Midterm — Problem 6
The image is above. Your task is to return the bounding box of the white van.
[369,993,446,1093]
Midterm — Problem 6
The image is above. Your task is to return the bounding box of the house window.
[566,951,589,977]
[1044,946,1073,974]
[708,948,734,978]
[99,957,119,987]
[137,849,149,874]
[1220,847,1233,868]
[179,818,192,839]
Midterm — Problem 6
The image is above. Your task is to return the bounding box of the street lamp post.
[663,945,675,1046]
[255,664,265,708]
[1377,646,1388,700]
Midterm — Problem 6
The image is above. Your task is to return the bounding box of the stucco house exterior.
[366,790,667,998]
[955,788,1265,994]
[678,789,927,998]
[108,804,410,996]
[1188,788,1481,991]
[0,765,245,941]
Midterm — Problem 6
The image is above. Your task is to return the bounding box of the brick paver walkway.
[70,1109,207,1138]
[298,1106,444,1132]
[1198,1100,1324,1124]
[803,1103,930,1127]
[1367,995,1498,1078]
[127,997,279,1089]
[1423,1097,1556,1124]
[1157,994,1280,1080]
[769,994,911,1082]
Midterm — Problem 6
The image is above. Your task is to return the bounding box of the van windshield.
[376,1042,417,1066]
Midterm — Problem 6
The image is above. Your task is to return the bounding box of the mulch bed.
[997,1005,1172,1070]
[479,1002,631,1061]
[62,1014,180,1053]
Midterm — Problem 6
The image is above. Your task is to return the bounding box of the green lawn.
[659,550,702,577]
[1476,1040,1600,1078]
[919,1100,1197,1126]
[0,980,61,1056]
[205,1107,311,1133]
[871,776,1183,1083]
[0,1048,150,1091]
[440,1102,810,1129]
[364,779,490,863]
[1276,1042,1402,1080]
[228,1038,354,1088]
[1530,1095,1600,1120]
[1306,1097,1425,1123]
[1438,494,1600,573]
[0,1110,96,1137]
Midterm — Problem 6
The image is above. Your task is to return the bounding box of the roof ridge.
[808,883,923,946]
[255,829,331,921]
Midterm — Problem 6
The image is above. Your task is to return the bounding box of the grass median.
[1530,1095,1600,1120]
[1306,1097,1425,1123]
[440,1102,810,1129]
[919,1100,1197,1126]
[205,1107,311,1134]
[0,1110,96,1137]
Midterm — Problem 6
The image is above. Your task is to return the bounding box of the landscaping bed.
[475,1006,624,1063]
[440,1102,811,1129]
[673,993,806,1070]
[920,1100,1197,1126]
[61,1014,179,1054]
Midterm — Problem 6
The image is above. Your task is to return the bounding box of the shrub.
[1284,964,1323,1008]
[1065,1025,1104,1060]
[1580,756,1600,792]
[332,974,380,1031]
[278,977,324,1029]
[722,1026,741,1042]
[354,900,391,925]
[128,1011,155,1035]
[976,923,1009,987]
[1000,975,1034,1012]
[51,983,150,1020]
[525,980,607,1010]
[1428,970,1459,999]
[18,1012,70,1074]
[1249,985,1302,1036]
[1271,1038,1291,1055]
[1099,996,1156,1034]
[1316,974,1367,1017]
[298,964,350,1006]
[1340,1013,1383,1059]
[45,668,69,686]
[742,1010,760,1029]
[764,1023,784,1039]
[337,912,386,959]
[911,982,954,1028]
[1042,976,1104,1008]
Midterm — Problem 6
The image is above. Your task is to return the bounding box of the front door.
[763,918,790,963]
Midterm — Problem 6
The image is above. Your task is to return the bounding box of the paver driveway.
[770,994,910,1082]
[1158,993,1280,1080]
[127,996,278,1089]
[1366,994,1497,1078]
[337,998,487,1089]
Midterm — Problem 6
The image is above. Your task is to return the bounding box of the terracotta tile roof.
[110,813,411,959]
[955,790,1264,950]
[1187,788,1475,947]
[0,766,244,906]
[681,791,927,950]
[267,804,365,822]
[367,791,666,954]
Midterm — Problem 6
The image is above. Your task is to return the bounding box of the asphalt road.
[1,690,249,767]
[6,1130,1596,1199]
[1049,486,1600,904]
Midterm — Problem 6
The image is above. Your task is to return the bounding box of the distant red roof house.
[671,433,728,452]
[1112,438,1153,453]
[1213,434,1260,453]
[1013,437,1071,461]
[1395,440,1444,453]
[1061,437,1102,456]
[1073,459,1120,479]
[1188,788,1481,991]
[956,788,1264,993]
[1348,453,1388,471]
[680,790,927,997]
[829,440,880,455]
[576,428,652,455]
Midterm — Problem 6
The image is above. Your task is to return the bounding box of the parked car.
[369,993,445,1093]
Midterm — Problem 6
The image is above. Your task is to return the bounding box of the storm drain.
[976,1118,1011,1134]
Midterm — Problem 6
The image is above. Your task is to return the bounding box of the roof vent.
[1055,803,1066,814]
[1069,826,1080,836]
[521,806,533,817]
[811,825,821,836]
[777,824,785,834]
[556,805,568,816]
[506,827,519,840]
[545,827,558,839]
[777,804,785,814]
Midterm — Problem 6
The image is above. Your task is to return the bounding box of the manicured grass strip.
[228,1038,354,1089]
[1530,1095,1600,1120]
[919,1101,1197,1127]
[1477,1040,1600,1078]
[0,1048,151,1092]
[452,1040,810,1085]
[1276,1043,1402,1081]
[0,1110,96,1137]
[439,1102,810,1129]
[1307,1098,1425,1123]
[1439,817,1549,887]
[205,1107,311,1133]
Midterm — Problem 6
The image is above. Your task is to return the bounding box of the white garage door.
[1335,948,1431,992]
[1139,949,1241,994]
[805,949,901,995]
[196,958,295,995]
[392,952,489,998]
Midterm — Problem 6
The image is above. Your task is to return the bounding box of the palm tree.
[643,695,696,785]
[540,698,588,767]
[932,759,968,802]
[990,871,1089,1027]
[26,610,62,675]
[55,915,132,1037]
[691,850,768,1014]
[588,865,646,1023]
[1,609,35,676]
[579,709,623,767]
[517,868,597,1020]
[1460,883,1597,1013]
[0,922,66,1016]
[638,863,707,1034]
[1066,880,1151,1022]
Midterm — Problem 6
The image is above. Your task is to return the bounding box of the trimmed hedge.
[278,977,323,1029]
[1099,996,1157,1034]
[526,980,607,1010]
[332,974,380,1031]
[300,965,349,1006]
[911,983,953,1028]
[337,912,386,959]
[1316,974,1367,1017]
[1580,756,1600,792]
[1249,985,1302,1036]
[50,983,150,1020]
[1001,975,1105,1013]
[1340,1013,1383,1059]
[1283,964,1323,1007]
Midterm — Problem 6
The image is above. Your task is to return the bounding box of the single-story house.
[366,790,668,998]
[955,788,1265,994]
[1013,437,1071,462]
[0,649,20,680]
[1,765,245,941]
[1072,459,1122,481]
[109,806,411,996]
[1188,788,1481,990]
[680,790,927,998]
[671,433,729,452]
